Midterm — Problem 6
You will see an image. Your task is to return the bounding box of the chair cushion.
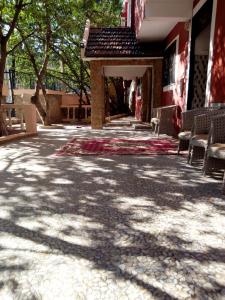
[208,144,225,160]
[191,134,208,148]
[151,117,160,125]
[178,131,191,141]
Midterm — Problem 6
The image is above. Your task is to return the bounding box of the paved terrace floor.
[0,124,225,300]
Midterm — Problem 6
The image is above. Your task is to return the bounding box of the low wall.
[1,104,37,134]
[14,93,62,124]
[14,92,90,124]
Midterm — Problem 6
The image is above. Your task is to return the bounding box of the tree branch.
[5,0,24,41]
[7,30,35,55]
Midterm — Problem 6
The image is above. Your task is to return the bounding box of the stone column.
[153,59,163,108]
[90,61,105,129]
[23,104,37,134]
[141,69,148,122]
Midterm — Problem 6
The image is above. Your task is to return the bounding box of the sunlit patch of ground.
[0,124,224,300]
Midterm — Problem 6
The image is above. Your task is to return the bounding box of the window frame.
[163,36,179,91]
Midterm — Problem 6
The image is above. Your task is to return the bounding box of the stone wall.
[14,91,90,124]
[14,93,43,123]
[48,95,62,124]
[14,93,62,124]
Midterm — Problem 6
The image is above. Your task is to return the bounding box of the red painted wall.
[162,22,189,111]
[123,1,128,17]
[135,97,142,120]
[210,0,225,104]
[121,1,128,26]
[129,0,225,107]
[133,0,145,35]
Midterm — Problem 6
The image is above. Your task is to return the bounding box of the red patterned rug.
[55,138,178,156]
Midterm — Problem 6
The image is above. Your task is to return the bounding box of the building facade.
[82,0,225,129]
[124,0,225,110]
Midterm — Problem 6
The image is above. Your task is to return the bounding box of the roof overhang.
[103,65,152,79]
[81,23,164,60]
[82,56,163,61]
[83,60,163,80]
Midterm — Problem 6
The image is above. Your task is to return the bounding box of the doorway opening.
[103,65,153,122]
[187,0,213,109]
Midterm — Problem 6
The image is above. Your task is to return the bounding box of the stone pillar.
[90,61,105,129]
[23,104,37,134]
[141,68,153,122]
[153,59,163,108]
[141,69,148,122]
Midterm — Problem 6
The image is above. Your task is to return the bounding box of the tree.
[17,0,58,126]
[12,0,123,126]
[49,0,123,102]
[0,0,30,135]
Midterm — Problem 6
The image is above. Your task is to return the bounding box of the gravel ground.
[0,125,225,300]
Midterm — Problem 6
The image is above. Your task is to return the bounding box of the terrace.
[0,123,225,299]
[1,0,225,298]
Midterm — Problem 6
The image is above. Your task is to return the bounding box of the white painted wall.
[145,0,192,19]
[127,0,132,27]
[104,65,148,80]
[138,0,192,41]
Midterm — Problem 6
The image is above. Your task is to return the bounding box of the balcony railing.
[61,104,91,123]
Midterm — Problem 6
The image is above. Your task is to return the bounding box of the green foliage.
[9,0,123,93]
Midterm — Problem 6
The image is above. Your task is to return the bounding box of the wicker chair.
[203,113,225,172]
[202,114,225,194]
[187,109,225,164]
[177,108,212,154]
[151,105,177,136]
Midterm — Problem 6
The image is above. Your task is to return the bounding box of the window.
[163,40,177,87]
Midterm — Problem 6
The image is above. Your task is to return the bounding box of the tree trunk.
[0,110,8,136]
[0,42,7,102]
[31,81,50,126]
[0,42,8,136]
[0,0,27,136]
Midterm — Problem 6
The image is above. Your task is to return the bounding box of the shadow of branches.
[0,126,225,299]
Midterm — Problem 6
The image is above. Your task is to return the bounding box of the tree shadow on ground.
[0,127,225,299]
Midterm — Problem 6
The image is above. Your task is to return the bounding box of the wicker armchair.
[203,113,225,171]
[187,109,225,164]
[177,108,212,154]
[151,105,177,136]
[202,114,225,194]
